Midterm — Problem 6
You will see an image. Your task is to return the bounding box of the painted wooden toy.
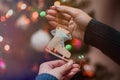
[45,27,72,62]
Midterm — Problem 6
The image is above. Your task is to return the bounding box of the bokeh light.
[31,11,39,21]
[31,30,51,52]
[25,18,30,25]
[65,44,72,51]
[0,16,6,22]
[21,3,27,10]
[72,39,82,49]
[6,9,14,18]
[78,55,85,59]
[40,11,46,17]
[0,36,3,42]
[54,1,61,6]
[16,15,30,29]
[4,44,10,51]
[61,0,67,2]
[17,1,27,10]
[0,58,6,70]
[83,64,94,77]
[32,64,39,73]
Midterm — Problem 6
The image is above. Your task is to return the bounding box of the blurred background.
[0,0,120,80]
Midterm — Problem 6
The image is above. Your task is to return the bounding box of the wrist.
[36,73,58,80]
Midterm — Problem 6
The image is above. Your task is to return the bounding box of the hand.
[46,6,92,41]
[38,60,80,80]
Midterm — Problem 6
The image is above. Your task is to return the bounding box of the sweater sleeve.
[36,73,58,80]
[84,19,120,64]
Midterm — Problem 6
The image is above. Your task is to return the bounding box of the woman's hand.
[38,60,80,80]
[46,6,92,41]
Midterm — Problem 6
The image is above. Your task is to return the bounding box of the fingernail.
[67,60,73,66]
[55,6,62,10]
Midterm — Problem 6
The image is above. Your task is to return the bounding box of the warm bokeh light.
[21,3,27,10]
[0,16,6,22]
[5,9,14,18]
[54,1,61,6]
[4,44,10,51]
[32,64,39,73]
[72,39,82,49]
[25,18,30,25]
[31,11,39,21]
[17,1,27,10]
[16,15,30,29]
[83,64,94,77]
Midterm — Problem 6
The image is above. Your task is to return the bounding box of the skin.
[38,60,80,80]
[46,5,92,41]
[39,6,92,80]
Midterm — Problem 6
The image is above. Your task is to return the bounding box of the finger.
[46,14,56,20]
[66,68,80,78]
[69,18,75,25]
[66,67,80,78]
[48,21,69,31]
[46,60,66,68]
[54,60,74,75]
[48,21,58,27]
[48,21,65,28]
[46,9,58,16]
[46,9,64,19]
[48,21,69,30]
[46,15,69,26]
[46,9,70,21]
[71,68,80,72]
[66,71,77,78]
[68,19,77,33]
[55,5,80,18]
[61,13,71,21]
[72,64,80,68]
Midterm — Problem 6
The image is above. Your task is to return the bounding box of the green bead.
[40,11,46,17]
[65,44,72,51]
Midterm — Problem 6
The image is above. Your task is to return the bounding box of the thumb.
[55,5,80,18]
[56,60,74,75]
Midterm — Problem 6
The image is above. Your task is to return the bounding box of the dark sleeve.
[36,73,58,80]
[84,19,120,64]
